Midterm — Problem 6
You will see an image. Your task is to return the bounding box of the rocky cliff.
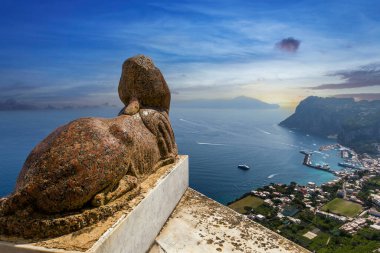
[280,96,380,155]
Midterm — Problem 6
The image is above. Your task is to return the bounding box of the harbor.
[300,151,333,173]
[300,145,366,177]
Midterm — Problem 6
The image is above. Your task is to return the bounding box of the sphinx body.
[0,55,178,238]
[1,110,176,216]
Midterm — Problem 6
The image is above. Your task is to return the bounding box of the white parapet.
[0,155,189,253]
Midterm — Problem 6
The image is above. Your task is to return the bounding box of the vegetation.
[280,96,380,155]
[227,195,264,214]
[229,179,380,252]
[369,176,380,186]
[321,182,343,199]
[321,198,363,218]
[358,176,380,206]
[252,203,277,218]
[268,211,380,253]
[308,228,380,253]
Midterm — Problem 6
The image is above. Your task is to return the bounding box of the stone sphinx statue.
[0,55,178,239]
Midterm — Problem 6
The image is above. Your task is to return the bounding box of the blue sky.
[1,0,380,107]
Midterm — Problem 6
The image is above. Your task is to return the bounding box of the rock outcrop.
[0,55,178,238]
[280,96,380,155]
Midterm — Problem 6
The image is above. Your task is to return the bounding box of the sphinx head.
[118,55,171,115]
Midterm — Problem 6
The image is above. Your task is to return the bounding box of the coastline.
[228,143,372,205]
[227,144,380,252]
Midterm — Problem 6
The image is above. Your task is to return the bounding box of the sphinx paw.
[91,194,105,207]
[119,98,140,116]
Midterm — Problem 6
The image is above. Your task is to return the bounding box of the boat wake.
[197,142,226,146]
[257,128,271,135]
[314,151,328,156]
[179,118,203,126]
[268,173,279,179]
[277,142,299,148]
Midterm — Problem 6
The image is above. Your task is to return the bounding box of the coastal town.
[228,144,380,252]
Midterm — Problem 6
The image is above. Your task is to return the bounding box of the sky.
[0,0,380,108]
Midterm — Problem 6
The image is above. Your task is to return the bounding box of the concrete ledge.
[150,188,310,253]
[0,155,189,253]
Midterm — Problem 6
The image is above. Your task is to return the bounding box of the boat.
[304,161,331,171]
[238,164,250,170]
[322,164,330,170]
[300,150,311,155]
[338,162,357,169]
[315,164,330,171]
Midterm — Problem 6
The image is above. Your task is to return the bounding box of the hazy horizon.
[1,0,380,108]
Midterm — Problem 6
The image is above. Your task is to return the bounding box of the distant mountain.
[0,99,118,111]
[172,96,279,109]
[280,96,380,155]
[0,99,37,110]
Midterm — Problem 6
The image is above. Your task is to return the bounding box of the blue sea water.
[0,107,344,204]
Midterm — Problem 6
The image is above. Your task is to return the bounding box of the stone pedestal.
[0,156,189,253]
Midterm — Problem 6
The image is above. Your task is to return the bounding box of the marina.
[338,162,362,170]
[300,145,366,177]
[300,151,333,173]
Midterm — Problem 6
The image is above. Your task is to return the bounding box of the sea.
[0,107,346,204]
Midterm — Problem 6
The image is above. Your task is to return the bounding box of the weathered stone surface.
[4,115,157,215]
[150,189,310,253]
[0,55,178,239]
[118,55,171,115]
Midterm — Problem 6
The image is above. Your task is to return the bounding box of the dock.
[299,151,333,173]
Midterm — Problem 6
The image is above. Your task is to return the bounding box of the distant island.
[172,96,280,109]
[280,96,380,155]
[0,99,117,111]
[0,99,38,110]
